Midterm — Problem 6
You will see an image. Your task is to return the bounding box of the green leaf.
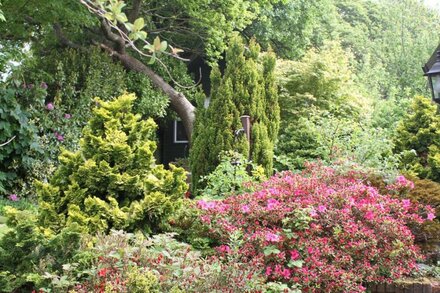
[104,12,115,22]
[288,260,304,268]
[144,44,154,52]
[124,22,133,31]
[160,40,167,52]
[133,17,145,32]
[263,245,280,256]
[148,53,156,64]
[115,12,128,23]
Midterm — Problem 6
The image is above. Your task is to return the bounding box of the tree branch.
[53,23,82,49]
[0,136,16,147]
[99,43,195,139]
[128,0,142,23]
[100,20,125,53]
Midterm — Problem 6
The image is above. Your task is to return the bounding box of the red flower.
[98,268,107,277]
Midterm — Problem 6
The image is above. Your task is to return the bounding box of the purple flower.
[8,194,19,201]
[46,103,54,111]
[310,208,318,217]
[402,199,411,209]
[241,204,250,213]
[317,205,327,213]
[40,82,48,89]
[266,198,280,210]
[27,83,34,89]
[64,113,71,119]
[56,134,64,142]
[265,232,281,242]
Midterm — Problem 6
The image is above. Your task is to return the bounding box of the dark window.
[174,120,188,143]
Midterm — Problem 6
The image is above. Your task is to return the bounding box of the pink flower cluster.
[198,163,435,292]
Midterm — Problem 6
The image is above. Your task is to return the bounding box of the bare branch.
[0,136,16,147]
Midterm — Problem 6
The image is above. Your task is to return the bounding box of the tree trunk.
[102,46,196,139]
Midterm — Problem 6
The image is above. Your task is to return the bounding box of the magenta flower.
[241,204,250,213]
[46,103,54,111]
[281,268,291,279]
[290,249,300,260]
[8,194,19,201]
[265,266,272,276]
[197,200,216,210]
[427,212,436,221]
[64,113,72,119]
[402,199,411,209]
[317,205,327,213]
[364,210,375,221]
[218,245,231,253]
[266,198,280,210]
[56,134,64,142]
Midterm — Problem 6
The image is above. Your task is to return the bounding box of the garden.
[1,0,440,292]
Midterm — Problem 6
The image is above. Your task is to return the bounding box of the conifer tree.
[190,36,279,191]
[394,95,440,181]
[36,94,187,234]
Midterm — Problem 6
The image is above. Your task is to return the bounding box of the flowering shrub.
[198,163,435,292]
[41,231,267,292]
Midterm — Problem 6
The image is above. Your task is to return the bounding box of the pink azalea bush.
[198,163,435,292]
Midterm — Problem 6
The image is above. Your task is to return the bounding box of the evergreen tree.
[394,95,440,181]
[190,36,279,191]
[36,94,187,234]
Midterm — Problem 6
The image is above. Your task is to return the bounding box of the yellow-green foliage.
[36,94,187,234]
[394,96,440,181]
[0,207,83,291]
[126,267,160,293]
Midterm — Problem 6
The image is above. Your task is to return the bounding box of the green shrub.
[0,207,83,292]
[394,95,440,182]
[405,177,440,259]
[199,151,266,199]
[0,87,41,195]
[190,36,280,191]
[36,93,187,234]
[0,196,36,216]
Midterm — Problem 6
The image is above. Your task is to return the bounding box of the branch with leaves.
[79,0,185,64]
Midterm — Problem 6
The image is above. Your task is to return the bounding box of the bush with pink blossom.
[197,163,435,292]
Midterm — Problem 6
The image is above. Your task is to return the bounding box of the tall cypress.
[190,36,279,191]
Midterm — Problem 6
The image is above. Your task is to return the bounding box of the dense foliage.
[197,163,434,292]
[190,36,279,191]
[1,0,440,291]
[198,151,266,199]
[394,96,440,182]
[0,207,83,291]
[0,87,40,195]
[36,94,187,234]
[45,231,268,292]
